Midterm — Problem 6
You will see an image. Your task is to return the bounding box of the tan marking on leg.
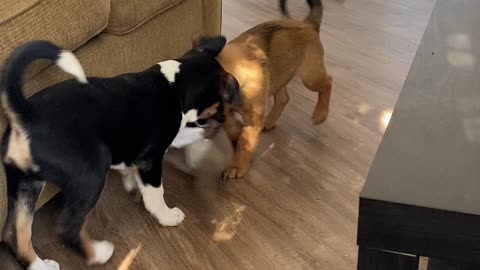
[3,207,16,249]
[80,222,95,260]
[5,129,36,173]
[80,216,115,265]
[15,197,37,264]
[1,92,37,173]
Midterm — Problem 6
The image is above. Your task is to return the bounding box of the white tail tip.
[56,51,87,83]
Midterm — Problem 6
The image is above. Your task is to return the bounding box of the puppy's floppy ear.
[191,33,202,47]
[220,73,241,106]
[193,36,227,57]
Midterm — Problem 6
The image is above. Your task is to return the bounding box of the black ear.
[221,73,241,106]
[193,36,227,57]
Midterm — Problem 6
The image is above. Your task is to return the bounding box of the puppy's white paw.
[155,207,185,227]
[28,257,60,270]
[122,175,137,193]
[116,167,138,193]
[88,240,115,265]
[43,260,60,270]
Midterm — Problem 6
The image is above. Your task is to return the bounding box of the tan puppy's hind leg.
[265,86,289,130]
[311,74,332,125]
[300,47,333,125]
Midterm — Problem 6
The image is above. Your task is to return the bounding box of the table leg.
[358,246,419,270]
[427,258,479,270]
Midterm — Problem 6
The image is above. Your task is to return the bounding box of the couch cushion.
[107,0,184,35]
[0,0,110,80]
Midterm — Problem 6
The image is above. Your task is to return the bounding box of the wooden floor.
[0,0,436,269]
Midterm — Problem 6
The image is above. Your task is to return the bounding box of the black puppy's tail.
[1,40,87,124]
[279,0,323,33]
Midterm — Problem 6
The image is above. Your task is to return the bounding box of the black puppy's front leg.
[134,158,185,226]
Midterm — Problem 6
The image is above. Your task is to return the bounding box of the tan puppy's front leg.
[224,111,264,179]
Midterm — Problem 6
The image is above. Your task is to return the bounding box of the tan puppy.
[219,0,333,179]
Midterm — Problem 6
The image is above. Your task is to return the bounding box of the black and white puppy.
[1,37,240,270]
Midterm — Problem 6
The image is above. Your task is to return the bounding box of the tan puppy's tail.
[279,0,323,33]
[305,0,323,33]
[279,0,290,17]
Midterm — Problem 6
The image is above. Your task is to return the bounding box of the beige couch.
[0,0,222,242]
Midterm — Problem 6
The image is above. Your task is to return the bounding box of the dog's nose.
[196,118,208,126]
[186,122,200,128]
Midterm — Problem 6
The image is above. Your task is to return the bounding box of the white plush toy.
[164,121,235,226]
[166,120,234,176]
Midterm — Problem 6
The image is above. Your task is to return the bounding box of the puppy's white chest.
[170,109,201,148]
[179,109,198,130]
